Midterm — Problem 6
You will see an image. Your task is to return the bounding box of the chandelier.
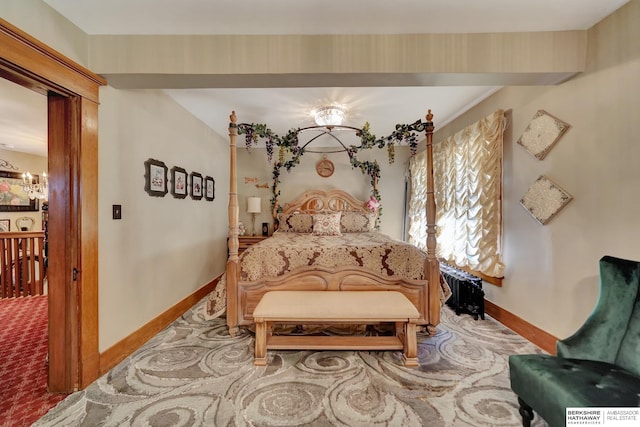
[22,171,48,200]
[313,105,346,127]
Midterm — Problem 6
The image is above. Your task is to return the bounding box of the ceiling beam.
[104,71,579,89]
[90,31,586,88]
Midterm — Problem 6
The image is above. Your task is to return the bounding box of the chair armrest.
[557,316,620,362]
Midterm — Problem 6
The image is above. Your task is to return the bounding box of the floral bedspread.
[239,231,427,282]
[205,231,451,318]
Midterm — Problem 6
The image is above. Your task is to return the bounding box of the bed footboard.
[228,265,432,329]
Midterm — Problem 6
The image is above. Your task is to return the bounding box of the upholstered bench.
[252,290,420,367]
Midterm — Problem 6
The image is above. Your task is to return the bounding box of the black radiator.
[440,263,485,320]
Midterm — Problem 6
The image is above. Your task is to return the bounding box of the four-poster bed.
[221,110,442,337]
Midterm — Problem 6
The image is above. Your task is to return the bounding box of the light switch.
[113,204,122,220]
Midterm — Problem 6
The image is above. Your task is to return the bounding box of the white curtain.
[408,110,505,278]
[408,150,428,251]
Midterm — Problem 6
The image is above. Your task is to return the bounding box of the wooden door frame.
[0,19,105,392]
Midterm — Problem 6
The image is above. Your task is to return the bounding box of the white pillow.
[312,212,342,236]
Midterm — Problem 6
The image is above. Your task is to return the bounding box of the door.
[0,19,105,392]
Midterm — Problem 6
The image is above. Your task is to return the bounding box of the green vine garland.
[238,118,430,221]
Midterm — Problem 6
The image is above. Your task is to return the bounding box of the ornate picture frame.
[144,158,168,197]
[190,172,203,200]
[517,110,571,160]
[170,166,188,199]
[520,175,573,225]
[0,170,39,211]
[204,176,215,201]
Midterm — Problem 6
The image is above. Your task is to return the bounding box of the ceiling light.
[22,171,48,200]
[313,106,346,127]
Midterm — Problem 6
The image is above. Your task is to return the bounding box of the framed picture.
[204,176,215,201]
[190,172,203,200]
[171,166,188,199]
[0,219,9,231]
[0,171,39,212]
[520,175,573,225]
[144,158,168,197]
[517,110,571,160]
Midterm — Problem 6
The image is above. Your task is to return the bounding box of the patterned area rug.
[0,296,66,426]
[35,299,549,426]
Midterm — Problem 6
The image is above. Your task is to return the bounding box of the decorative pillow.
[340,211,377,233]
[312,212,342,236]
[277,213,313,233]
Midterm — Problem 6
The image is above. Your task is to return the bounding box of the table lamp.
[247,196,261,236]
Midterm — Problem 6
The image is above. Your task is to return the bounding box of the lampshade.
[247,196,261,213]
[313,106,346,126]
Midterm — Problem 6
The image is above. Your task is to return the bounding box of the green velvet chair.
[509,255,640,427]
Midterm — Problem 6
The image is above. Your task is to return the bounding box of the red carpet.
[0,296,66,427]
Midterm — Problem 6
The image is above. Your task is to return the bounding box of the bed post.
[227,111,240,337]
[424,109,440,332]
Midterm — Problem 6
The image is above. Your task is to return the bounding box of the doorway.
[0,19,105,392]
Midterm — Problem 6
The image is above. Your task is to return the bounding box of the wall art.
[204,176,215,201]
[171,166,188,199]
[517,110,570,160]
[190,172,203,200]
[144,158,168,197]
[0,171,39,211]
[520,175,573,225]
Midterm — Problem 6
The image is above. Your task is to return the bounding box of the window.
[408,110,505,279]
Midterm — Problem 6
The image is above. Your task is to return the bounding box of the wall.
[1,3,231,352]
[0,0,88,66]
[237,142,412,240]
[0,149,47,230]
[434,0,640,339]
[98,87,229,351]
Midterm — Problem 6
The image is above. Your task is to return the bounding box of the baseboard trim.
[484,299,558,354]
[98,284,555,372]
[99,275,220,375]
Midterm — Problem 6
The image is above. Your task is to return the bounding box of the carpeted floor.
[0,295,66,427]
[34,298,548,426]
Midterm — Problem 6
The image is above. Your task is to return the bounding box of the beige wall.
[434,0,640,339]
[0,0,88,66]
[97,87,229,351]
[237,144,411,240]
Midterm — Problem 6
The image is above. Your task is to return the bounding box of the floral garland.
[238,118,429,221]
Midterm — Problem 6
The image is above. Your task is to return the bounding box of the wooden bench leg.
[395,321,404,336]
[254,318,267,366]
[402,320,418,367]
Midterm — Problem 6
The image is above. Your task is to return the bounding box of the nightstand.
[238,235,269,255]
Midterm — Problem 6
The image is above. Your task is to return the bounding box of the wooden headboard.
[281,189,370,215]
